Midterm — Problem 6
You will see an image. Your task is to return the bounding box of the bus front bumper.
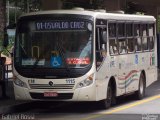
[14,83,97,101]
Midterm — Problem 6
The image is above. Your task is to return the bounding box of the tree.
[0,0,6,33]
[62,0,105,9]
[9,0,41,13]
[8,0,41,24]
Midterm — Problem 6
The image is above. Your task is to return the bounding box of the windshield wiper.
[20,43,28,56]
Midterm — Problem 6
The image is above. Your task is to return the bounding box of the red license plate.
[44,92,58,97]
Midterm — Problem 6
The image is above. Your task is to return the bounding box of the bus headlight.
[14,77,27,88]
[76,74,94,89]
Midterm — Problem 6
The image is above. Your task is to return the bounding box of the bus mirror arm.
[3,30,9,48]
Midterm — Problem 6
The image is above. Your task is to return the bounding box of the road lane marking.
[82,95,160,120]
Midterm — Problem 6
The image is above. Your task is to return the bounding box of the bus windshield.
[15,18,93,70]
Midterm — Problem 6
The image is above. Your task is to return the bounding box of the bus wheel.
[99,82,113,109]
[135,73,146,100]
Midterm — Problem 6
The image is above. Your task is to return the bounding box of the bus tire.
[99,82,114,109]
[135,73,146,100]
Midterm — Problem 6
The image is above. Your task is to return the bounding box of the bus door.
[108,21,126,95]
[95,20,107,70]
[117,22,128,95]
[95,19,108,99]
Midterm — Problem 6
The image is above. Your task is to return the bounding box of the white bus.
[12,9,157,109]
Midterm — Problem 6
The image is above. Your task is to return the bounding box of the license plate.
[44,92,58,97]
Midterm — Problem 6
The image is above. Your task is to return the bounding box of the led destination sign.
[36,21,86,30]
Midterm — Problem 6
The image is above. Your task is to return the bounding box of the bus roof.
[20,9,156,22]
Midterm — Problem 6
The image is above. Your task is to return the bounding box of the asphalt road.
[1,80,160,120]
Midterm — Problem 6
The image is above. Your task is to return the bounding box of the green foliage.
[2,43,13,57]
[1,0,42,56]
[0,33,14,57]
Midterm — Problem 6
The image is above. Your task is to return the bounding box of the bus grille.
[29,84,75,89]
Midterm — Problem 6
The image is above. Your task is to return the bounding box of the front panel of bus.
[13,14,96,101]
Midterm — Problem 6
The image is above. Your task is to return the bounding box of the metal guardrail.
[0,57,8,97]
[5,64,12,80]
[0,57,6,81]
[0,57,13,98]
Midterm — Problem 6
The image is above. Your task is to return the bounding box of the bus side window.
[142,24,149,51]
[109,39,118,55]
[128,38,135,53]
[108,22,118,55]
[119,39,127,54]
[134,24,142,52]
[117,22,127,54]
[148,24,155,51]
